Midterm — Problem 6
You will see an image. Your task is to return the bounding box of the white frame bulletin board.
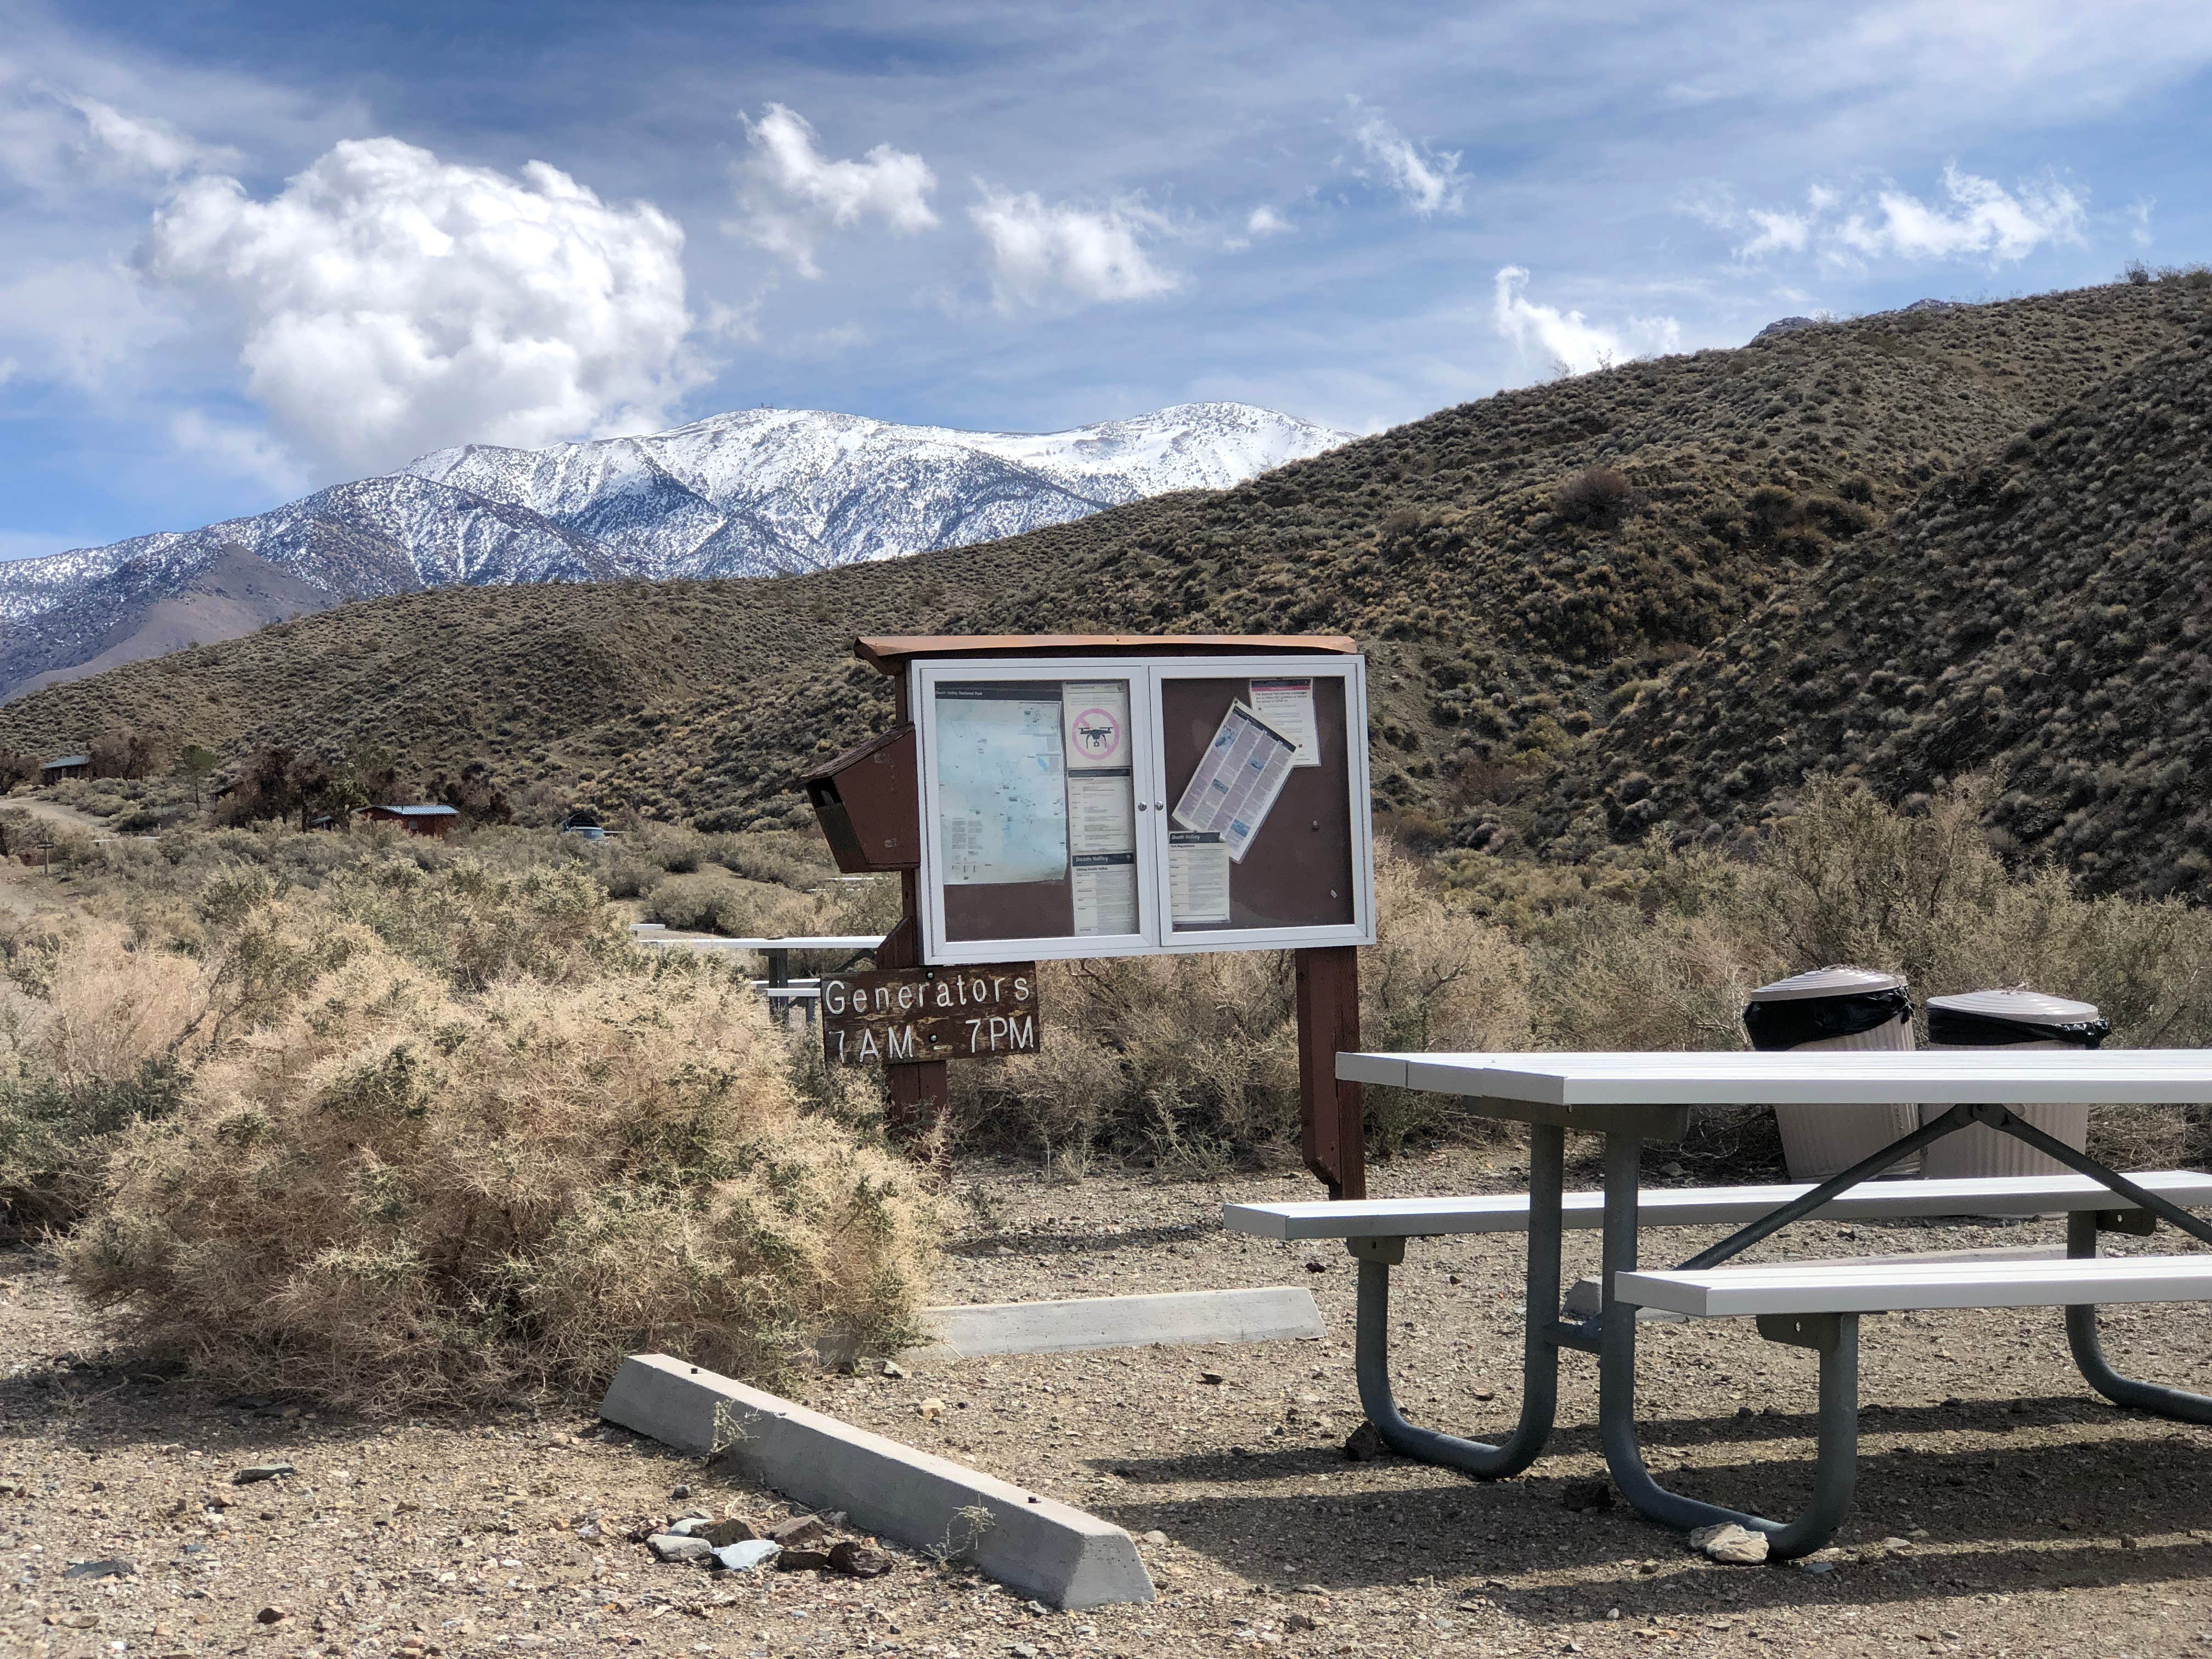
[913,653,1376,966]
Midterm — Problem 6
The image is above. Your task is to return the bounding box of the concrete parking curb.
[906,1285,1323,1362]
[598,1354,1155,1610]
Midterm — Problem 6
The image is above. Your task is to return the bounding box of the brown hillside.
[1531,312,2212,896]
[1,279,2202,832]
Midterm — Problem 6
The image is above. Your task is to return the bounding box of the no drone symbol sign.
[1071,705,1124,764]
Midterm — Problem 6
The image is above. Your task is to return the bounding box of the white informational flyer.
[1071,853,1138,935]
[934,685,1069,885]
[1168,830,1231,927]
[1062,681,1132,771]
[1170,701,1297,863]
[1066,769,1136,856]
[1248,678,1320,766]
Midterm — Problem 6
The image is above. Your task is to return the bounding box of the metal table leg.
[1351,1121,1567,1479]
[2064,1210,2212,1423]
[1597,1132,1863,1559]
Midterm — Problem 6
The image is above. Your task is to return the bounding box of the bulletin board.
[907,651,1374,966]
[1157,673,1357,935]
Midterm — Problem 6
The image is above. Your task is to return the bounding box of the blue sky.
[4,0,2211,559]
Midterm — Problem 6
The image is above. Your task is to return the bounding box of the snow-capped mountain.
[0,402,1351,697]
[403,402,1347,577]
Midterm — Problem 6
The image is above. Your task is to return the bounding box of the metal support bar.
[1984,1109,2212,1250]
[2063,1212,2212,1424]
[1675,1105,1974,1273]
[1599,1132,1861,1559]
[1351,1122,1567,1479]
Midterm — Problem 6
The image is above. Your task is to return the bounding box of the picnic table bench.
[1224,1049,2212,1556]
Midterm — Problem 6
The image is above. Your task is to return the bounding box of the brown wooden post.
[877,877,950,1135]
[1295,944,1364,1200]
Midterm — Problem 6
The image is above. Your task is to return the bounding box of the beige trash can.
[1744,967,1920,1182]
[1920,988,2110,1181]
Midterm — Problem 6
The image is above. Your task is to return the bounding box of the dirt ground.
[8,1144,2212,1659]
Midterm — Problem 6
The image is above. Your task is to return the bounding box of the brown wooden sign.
[823,964,1040,1065]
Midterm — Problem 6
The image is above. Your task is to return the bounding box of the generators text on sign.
[823,964,1041,1065]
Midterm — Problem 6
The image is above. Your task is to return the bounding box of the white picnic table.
[1237,1049,2212,1556]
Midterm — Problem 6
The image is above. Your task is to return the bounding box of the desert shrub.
[647,871,819,940]
[950,844,1528,1165]
[0,920,213,1231]
[708,831,843,892]
[1551,466,1633,527]
[318,861,624,990]
[823,874,901,940]
[591,850,662,900]
[64,939,938,1407]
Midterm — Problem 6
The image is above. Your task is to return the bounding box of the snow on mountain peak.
[401,399,1352,576]
[0,397,1352,694]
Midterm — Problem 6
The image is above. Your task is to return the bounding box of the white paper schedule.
[1168,830,1231,927]
[1170,702,1296,862]
[1248,678,1319,766]
[1066,770,1136,856]
[1072,853,1138,935]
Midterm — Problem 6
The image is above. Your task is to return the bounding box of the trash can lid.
[1926,988,2100,1023]
[1747,966,1907,1003]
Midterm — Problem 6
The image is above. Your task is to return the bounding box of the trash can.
[1920,988,2110,1181]
[1744,967,1920,1182]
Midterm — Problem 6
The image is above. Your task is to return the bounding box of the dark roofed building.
[40,755,90,784]
[362,803,461,837]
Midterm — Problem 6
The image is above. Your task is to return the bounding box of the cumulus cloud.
[970,188,1178,310]
[733,104,936,278]
[138,136,699,477]
[1493,267,1679,377]
[1348,103,1462,216]
[1246,205,1290,237]
[1706,166,2086,267]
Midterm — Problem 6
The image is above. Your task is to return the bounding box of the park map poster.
[935,685,1069,885]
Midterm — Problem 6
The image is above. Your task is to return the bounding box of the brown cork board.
[1159,675,1355,931]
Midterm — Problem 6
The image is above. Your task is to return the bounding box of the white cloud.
[138,136,700,478]
[0,256,177,390]
[1245,205,1291,237]
[68,95,228,178]
[2128,198,2155,247]
[969,188,1178,310]
[733,104,936,278]
[1492,267,1679,377]
[1739,208,1810,258]
[1709,166,2086,268]
[170,409,307,492]
[0,71,232,193]
[1348,103,1462,216]
[1835,164,2084,262]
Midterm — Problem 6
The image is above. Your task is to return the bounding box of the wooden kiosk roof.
[854,634,1358,676]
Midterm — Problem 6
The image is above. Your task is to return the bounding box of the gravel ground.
[8,1144,2212,1659]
